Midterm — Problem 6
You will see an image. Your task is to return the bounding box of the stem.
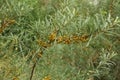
[30,62,37,80]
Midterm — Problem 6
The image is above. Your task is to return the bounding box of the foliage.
[0,0,120,80]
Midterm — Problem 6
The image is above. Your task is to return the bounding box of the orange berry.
[37,51,43,58]
[57,36,63,43]
[49,32,56,41]
[80,34,89,42]
[63,36,71,44]
[72,35,79,42]
[42,75,51,80]
[37,39,48,48]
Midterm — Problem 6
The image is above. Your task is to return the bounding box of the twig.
[30,50,43,80]
[30,61,37,80]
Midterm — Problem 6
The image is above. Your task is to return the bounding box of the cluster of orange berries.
[42,75,51,80]
[57,34,90,44]
[0,19,15,33]
[37,31,90,48]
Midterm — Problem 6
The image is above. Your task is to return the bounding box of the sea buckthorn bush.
[0,0,120,80]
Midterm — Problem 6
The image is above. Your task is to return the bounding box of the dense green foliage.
[0,0,120,80]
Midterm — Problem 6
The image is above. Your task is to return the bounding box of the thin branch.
[30,62,37,80]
